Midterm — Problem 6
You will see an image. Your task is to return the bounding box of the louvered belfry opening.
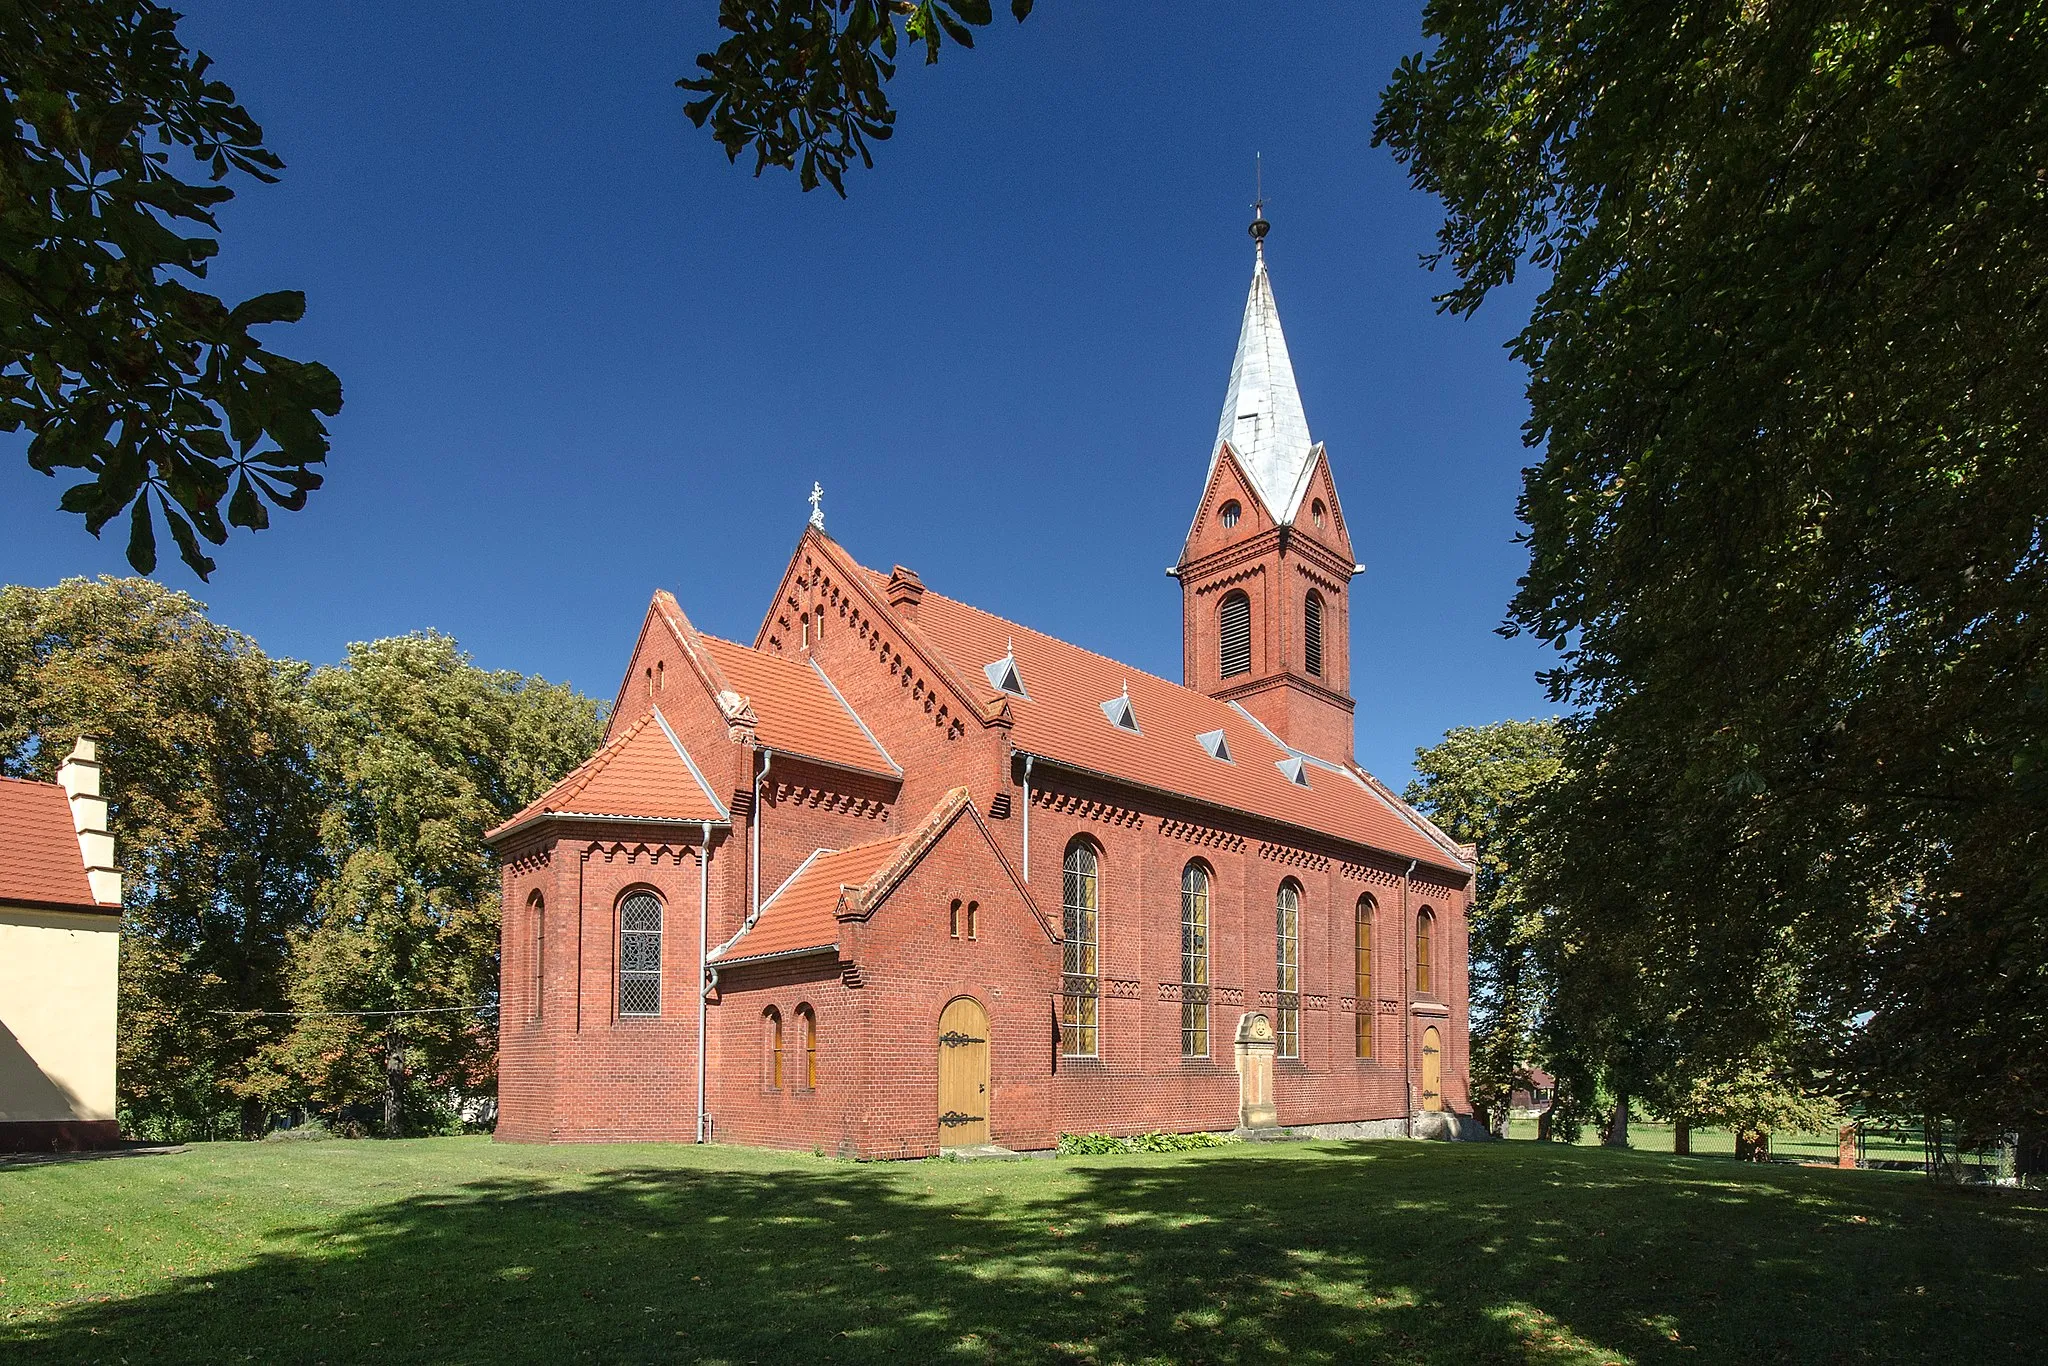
[1303,590,1324,678]
[1219,591,1252,679]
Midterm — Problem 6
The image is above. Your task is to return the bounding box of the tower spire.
[1209,194,1316,526]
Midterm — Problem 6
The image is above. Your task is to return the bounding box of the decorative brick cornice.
[1157,818,1244,852]
[1104,978,1139,1000]
[581,840,697,867]
[766,781,890,821]
[1032,786,1144,830]
[1258,841,1330,872]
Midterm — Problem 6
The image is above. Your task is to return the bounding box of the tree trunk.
[1536,1107,1552,1141]
[382,1023,406,1137]
[1602,1092,1630,1147]
[1673,1119,1691,1156]
[1734,1128,1770,1162]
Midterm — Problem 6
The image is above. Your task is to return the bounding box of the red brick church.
[486,219,1477,1155]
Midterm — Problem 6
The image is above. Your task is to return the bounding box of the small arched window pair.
[948,898,979,940]
[766,1006,820,1089]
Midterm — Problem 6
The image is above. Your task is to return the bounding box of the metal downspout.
[752,747,772,921]
[697,820,711,1143]
[1021,753,1034,882]
[1402,857,1417,1137]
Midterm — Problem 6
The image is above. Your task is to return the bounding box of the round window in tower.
[1219,500,1241,529]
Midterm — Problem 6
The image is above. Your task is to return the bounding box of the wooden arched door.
[1421,1026,1444,1111]
[937,997,990,1147]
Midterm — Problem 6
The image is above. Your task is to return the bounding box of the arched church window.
[1219,500,1241,528]
[1415,907,1436,997]
[1355,895,1375,1059]
[797,1004,817,1088]
[618,891,662,1017]
[528,892,545,1024]
[1219,591,1252,679]
[1275,881,1301,1058]
[1303,590,1325,678]
[766,1007,783,1088]
[1180,863,1210,1057]
[1061,840,1100,1056]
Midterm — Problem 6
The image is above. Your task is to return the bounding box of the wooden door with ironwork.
[937,997,990,1147]
[1421,1025,1444,1111]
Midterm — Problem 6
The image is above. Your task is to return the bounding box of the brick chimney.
[886,564,925,619]
[57,737,120,906]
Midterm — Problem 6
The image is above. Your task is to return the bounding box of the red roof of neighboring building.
[698,636,898,779]
[849,565,1460,870]
[0,775,108,913]
[486,710,727,841]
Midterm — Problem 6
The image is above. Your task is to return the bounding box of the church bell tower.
[1176,207,1360,762]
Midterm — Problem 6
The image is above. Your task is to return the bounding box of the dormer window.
[1219,500,1241,529]
[1276,756,1310,787]
[984,650,1027,699]
[1100,691,1140,734]
[1196,728,1232,762]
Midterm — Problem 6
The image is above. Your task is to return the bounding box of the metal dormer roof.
[1209,248,1317,525]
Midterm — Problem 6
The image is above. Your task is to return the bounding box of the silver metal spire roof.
[1209,244,1320,525]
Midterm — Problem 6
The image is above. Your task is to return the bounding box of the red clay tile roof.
[713,834,903,964]
[0,776,108,912]
[844,555,1462,871]
[486,709,727,842]
[714,786,1046,966]
[698,636,898,779]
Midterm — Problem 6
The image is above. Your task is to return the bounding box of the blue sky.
[0,2,1555,788]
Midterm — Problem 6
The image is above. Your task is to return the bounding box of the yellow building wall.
[0,903,120,1123]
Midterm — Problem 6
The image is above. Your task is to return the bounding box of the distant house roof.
[697,636,898,779]
[840,559,1465,873]
[486,709,728,842]
[0,776,111,914]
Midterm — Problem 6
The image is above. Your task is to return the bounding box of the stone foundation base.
[1288,1118,1411,1142]
[0,1119,122,1152]
[1411,1111,1492,1141]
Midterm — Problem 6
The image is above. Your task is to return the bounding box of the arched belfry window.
[1303,590,1325,679]
[1061,840,1100,1056]
[1219,591,1252,680]
[1415,907,1436,997]
[1275,881,1301,1058]
[1219,500,1241,528]
[1354,896,1375,1059]
[618,891,662,1017]
[1180,863,1210,1057]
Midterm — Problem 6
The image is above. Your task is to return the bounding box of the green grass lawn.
[3,1137,2043,1364]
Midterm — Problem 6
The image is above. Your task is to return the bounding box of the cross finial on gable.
[808,482,825,531]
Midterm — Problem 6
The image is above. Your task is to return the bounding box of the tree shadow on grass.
[7,1142,2046,1364]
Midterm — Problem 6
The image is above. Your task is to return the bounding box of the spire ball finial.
[808,481,825,531]
[1249,152,1269,252]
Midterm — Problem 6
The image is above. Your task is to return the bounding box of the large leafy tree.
[681,0,1034,194]
[1377,3,2048,1136]
[257,633,604,1135]
[2,1,340,577]
[0,576,324,1139]
[1406,719,1563,1134]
